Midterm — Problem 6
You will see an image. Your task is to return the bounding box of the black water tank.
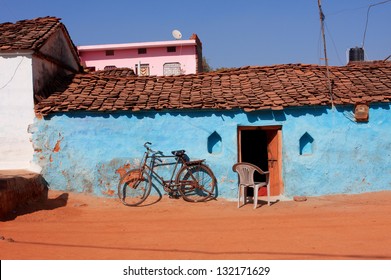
[349,47,365,62]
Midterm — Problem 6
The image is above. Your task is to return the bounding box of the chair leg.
[243,187,247,206]
[238,186,248,208]
[267,184,270,206]
[238,186,244,208]
[237,186,241,208]
[253,187,258,209]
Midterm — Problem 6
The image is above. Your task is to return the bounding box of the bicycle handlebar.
[144,142,163,159]
[144,142,152,151]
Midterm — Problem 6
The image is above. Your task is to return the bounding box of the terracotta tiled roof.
[90,68,136,77]
[35,63,391,115]
[0,16,63,51]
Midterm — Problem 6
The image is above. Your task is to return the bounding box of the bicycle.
[118,142,216,206]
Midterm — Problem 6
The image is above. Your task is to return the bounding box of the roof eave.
[77,39,197,51]
[0,50,34,56]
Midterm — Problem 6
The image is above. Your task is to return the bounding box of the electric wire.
[324,22,343,65]
[327,5,368,17]
[362,0,391,48]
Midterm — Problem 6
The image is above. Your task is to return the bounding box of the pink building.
[78,34,203,76]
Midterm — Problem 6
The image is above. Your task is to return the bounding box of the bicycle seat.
[171,150,186,157]
[187,159,205,165]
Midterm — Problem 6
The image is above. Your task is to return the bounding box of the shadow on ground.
[0,193,69,222]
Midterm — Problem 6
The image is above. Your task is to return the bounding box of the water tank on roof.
[349,47,365,62]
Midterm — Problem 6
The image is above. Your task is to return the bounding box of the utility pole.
[317,0,333,105]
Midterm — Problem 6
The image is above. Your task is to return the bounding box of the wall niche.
[299,132,314,155]
[207,131,222,154]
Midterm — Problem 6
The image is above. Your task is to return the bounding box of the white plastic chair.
[232,162,270,209]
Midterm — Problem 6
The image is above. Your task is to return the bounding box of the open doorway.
[238,126,283,196]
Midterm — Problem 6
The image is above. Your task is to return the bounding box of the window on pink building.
[167,46,176,53]
[163,62,181,76]
[105,50,114,56]
[85,66,96,72]
[138,48,147,54]
[135,64,150,76]
[104,65,117,70]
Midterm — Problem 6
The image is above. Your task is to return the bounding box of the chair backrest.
[232,163,258,186]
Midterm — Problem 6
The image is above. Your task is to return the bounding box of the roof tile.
[0,17,63,51]
[35,63,391,115]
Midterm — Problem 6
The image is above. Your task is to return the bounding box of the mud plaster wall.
[0,54,36,170]
[31,104,391,199]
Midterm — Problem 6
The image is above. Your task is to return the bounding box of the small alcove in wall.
[207,131,222,154]
[299,132,314,155]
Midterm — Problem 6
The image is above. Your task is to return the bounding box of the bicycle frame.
[139,147,186,191]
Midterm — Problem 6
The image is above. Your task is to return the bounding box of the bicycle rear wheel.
[176,164,216,202]
[118,169,152,206]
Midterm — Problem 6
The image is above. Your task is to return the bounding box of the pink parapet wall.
[78,36,203,76]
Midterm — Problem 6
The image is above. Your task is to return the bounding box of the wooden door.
[238,126,283,196]
[266,129,282,196]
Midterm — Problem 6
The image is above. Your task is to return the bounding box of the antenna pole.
[317,0,333,105]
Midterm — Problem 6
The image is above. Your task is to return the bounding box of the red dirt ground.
[1,190,390,260]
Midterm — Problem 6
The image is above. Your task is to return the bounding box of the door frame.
[237,125,284,196]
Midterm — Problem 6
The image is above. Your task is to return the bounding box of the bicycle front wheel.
[176,164,216,202]
[118,169,152,206]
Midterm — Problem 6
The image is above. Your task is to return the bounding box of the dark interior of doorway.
[240,129,269,183]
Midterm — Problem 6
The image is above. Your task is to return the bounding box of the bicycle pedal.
[168,193,180,199]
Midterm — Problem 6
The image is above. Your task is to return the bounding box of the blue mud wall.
[31,103,391,199]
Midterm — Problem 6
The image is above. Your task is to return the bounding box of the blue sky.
[1,0,390,68]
